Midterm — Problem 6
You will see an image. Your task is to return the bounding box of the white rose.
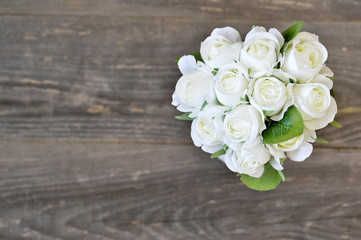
[225,142,271,178]
[293,83,337,130]
[201,27,242,68]
[251,76,288,116]
[215,63,249,106]
[191,104,228,154]
[240,26,284,76]
[281,32,328,83]
[172,69,215,117]
[224,104,265,148]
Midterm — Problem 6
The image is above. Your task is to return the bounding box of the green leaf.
[265,117,271,125]
[280,158,285,165]
[211,145,228,159]
[212,68,219,76]
[278,170,285,182]
[211,149,226,159]
[174,112,195,121]
[273,62,281,69]
[262,105,304,144]
[200,101,208,111]
[240,163,281,191]
[330,120,342,128]
[240,94,249,102]
[315,138,329,144]
[280,21,304,55]
[330,89,335,97]
[224,109,232,115]
[263,110,273,116]
[280,44,288,55]
[174,52,204,63]
[282,21,304,43]
[289,78,296,83]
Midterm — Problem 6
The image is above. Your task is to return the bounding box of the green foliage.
[330,120,342,128]
[240,94,249,102]
[212,68,219,76]
[174,112,195,121]
[330,89,335,97]
[315,138,329,144]
[273,62,281,69]
[211,149,226,159]
[280,21,304,55]
[282,21,304,42]
[262,105,304,144]
[278,170,285,182]
[289,78,296,83]
[211,145,229,159]
[263,110,274,116]
[175,52,204,63]
[240,163,281,191]
[200,101,208,111]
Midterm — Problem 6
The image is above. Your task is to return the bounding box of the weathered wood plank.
[0,17,360,147]
[0,141,360,239]
[0,0,360,22]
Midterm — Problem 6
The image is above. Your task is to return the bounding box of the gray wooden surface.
[0,1,360,239]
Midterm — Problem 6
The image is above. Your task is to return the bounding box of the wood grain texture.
[0,0,360,22]
[0,0,361,239]
[0,17,360,147]
[0,141,361,240]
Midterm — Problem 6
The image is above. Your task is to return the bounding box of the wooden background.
[0,1,360,239]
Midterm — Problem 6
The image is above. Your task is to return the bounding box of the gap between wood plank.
[0,13,360,24]
[89,213,361,227]
[0,139,359,151]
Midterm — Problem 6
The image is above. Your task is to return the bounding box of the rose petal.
[211,27,241,43]
[178,55,198,75]
[287,141,313,162]
[244,26,266,42]
[312,74,333,90]
[176,103,193,113]
[269,157,284,171]
[248,165,265,178]
[218,155,226,163]
[304,128,317,143]
[224,149,237,172]
[266,144,285,159]
[271,83,294,121]
[269,28,284,48]
[190,120,202,147]
[304,97,337,130]
[319,65,334,77]
[202,144,223,154]
[171,92,180,106]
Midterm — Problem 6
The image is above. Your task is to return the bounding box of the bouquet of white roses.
[172,22,341,191]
